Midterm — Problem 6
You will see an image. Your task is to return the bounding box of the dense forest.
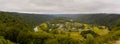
[0,11,120,44]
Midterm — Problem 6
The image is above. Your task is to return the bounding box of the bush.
[93,30,120,44]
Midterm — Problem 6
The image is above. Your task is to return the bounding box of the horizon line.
[1,10,120,15]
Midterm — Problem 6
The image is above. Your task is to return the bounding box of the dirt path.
[106,39,120,44]
[113,40,120,44]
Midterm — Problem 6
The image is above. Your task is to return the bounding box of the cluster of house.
[34,20,107,32]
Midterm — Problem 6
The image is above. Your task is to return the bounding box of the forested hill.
[7,12,56,27]
[74,14,120,30]
[0,11,32,43]
[1,11,69,27]
[75,14,120,25]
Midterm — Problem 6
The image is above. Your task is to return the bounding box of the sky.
[0,0,120,14]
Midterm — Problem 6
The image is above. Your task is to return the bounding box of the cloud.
[0,0,120,14]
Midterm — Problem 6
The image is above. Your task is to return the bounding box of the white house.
[34,26,38,32]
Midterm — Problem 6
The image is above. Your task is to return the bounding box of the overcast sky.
[0,0,120,14]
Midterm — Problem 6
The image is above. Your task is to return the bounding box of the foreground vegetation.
[0,11,120,44]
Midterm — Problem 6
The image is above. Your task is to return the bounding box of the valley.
[0,11,120,44]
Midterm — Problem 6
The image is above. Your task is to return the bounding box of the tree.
[80,30,99,38]
[0,36,14,44]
